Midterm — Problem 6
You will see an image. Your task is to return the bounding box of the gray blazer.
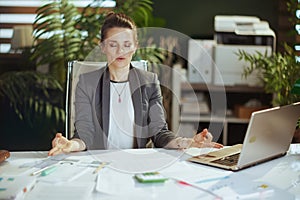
[73,65,176,149]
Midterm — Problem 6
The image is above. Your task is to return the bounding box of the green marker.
[41,166,57,176]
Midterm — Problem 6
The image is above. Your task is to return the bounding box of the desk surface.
[1,145,300,200]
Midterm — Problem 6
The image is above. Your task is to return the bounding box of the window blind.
[0,0,115,53]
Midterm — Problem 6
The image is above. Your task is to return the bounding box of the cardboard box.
[234,105,268,119]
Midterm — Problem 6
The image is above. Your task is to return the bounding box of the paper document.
[0,175,36,200]
[160,160,232,188]
[20,154,68,169]
[38,162,89,183]
[90,148,180,173]
[184,147,220,157]
[95,167,214,199]
[256,160,300,196]
[24,182,94,200]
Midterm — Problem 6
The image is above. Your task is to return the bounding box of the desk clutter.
[0,153,100,200]
[0,147,299,200]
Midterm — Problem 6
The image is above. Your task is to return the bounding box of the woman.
[49,12,223,156]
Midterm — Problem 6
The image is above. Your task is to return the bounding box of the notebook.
[188,102,300,171]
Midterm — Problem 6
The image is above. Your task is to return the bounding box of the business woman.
[49,12,223,156]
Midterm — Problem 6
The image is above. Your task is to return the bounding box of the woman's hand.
[191,129,223,149]
[165,129,223,149]
[48,133,73,156]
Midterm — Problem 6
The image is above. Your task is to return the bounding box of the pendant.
[118,96,121,103]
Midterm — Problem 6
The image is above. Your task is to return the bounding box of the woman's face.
[101,27,137,69]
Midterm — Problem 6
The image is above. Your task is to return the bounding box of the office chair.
[65,60,148,139]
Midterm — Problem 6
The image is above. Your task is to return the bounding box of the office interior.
[0,0,299,151]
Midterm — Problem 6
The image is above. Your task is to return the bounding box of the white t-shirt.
[108,81,135,149]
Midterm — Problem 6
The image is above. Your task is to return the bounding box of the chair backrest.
[65,60,148,139]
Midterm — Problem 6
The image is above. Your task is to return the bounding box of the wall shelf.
[181,82,266,93]
[171,72,272,145]
[180,115,249,123]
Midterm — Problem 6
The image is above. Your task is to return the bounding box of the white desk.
[1,145,299,200]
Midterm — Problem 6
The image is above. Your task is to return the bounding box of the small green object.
[134,172,168,183]
[41,166,57,176]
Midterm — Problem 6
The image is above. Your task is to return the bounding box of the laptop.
[188,102,300,171]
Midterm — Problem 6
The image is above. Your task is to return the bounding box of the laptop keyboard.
[211,153,240,166]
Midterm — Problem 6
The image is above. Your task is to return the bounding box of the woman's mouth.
[116,57,126,61]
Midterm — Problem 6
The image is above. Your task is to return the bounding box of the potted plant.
[237,43,300,142]
[237,43,300,106]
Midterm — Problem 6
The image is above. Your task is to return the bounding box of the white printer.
[213,15,275,86]
[187,15,275,86]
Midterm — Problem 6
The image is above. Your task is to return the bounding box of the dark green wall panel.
[153,0,278,38]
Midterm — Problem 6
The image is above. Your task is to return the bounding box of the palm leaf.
[0,71,65,126]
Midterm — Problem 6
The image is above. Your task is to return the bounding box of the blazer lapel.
[101,67,111,148]
[129,68,143,148]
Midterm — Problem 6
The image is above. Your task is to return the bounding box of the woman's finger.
[48,146,61,156]
[204,131,213,143]
[191,141,223,149]
[213,143,223,148]
[52,133,63,147]
[201,142,223,148]
[194,129,211,143]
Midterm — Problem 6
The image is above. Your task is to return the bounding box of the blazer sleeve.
[72,73,96,149]
[148,73,176,147]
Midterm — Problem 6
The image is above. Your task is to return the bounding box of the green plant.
[237,0,300,107]
[237,0,300,143]
[1,0,166,133]
[0,71,65,130]
[32,0,165,84]
[32,0,82,83]
[287,0,300,39]
[237,43,300,106]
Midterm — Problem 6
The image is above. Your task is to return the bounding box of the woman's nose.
[117,46,125,53]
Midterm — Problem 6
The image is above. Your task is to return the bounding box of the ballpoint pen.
[40,165,57,176]
[174,178,222,200]
[31,165,56,176]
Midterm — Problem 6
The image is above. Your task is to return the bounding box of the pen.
[93,162,107,174]
[31,165,54,176]
[174,179,222,200]
[40,165,57,176]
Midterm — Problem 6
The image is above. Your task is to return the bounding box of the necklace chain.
[111,82,127,103]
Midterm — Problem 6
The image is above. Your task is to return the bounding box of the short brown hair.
[100,12,137,42]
